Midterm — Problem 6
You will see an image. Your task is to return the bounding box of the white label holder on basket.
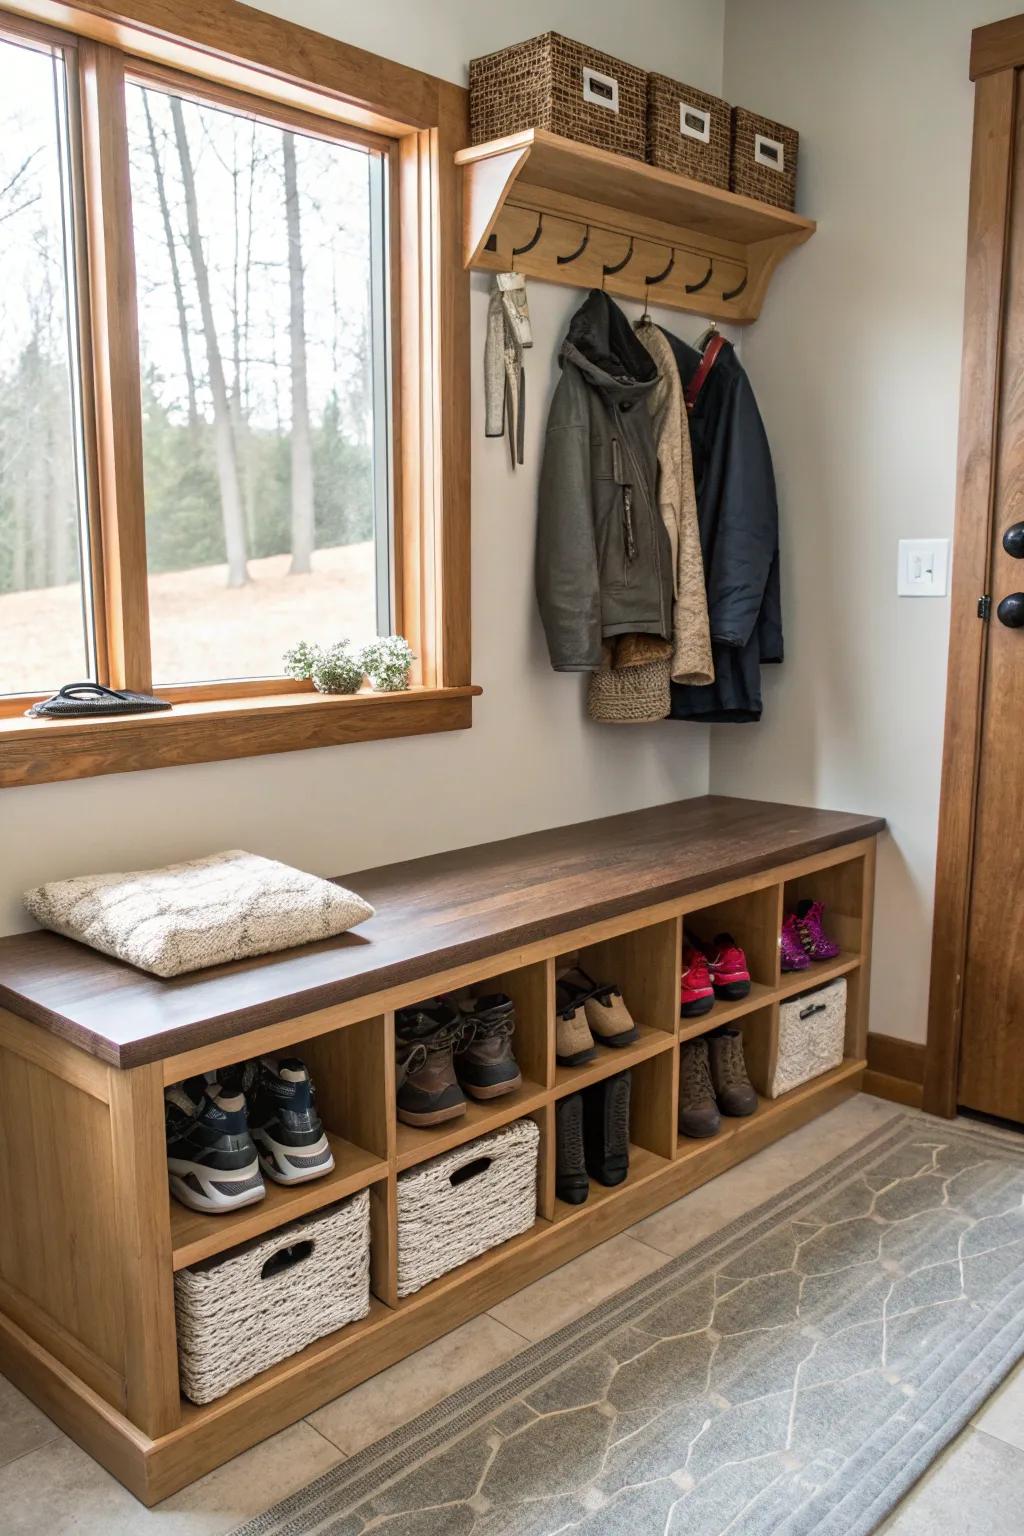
[679,102,712,143]
[754,132,785,172]
[582,66,620,113]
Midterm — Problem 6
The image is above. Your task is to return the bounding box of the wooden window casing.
[0,0,472,787]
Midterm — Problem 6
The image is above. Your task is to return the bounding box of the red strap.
[684,332,726,413]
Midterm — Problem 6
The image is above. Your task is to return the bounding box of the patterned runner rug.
[231,1110,1024,1536]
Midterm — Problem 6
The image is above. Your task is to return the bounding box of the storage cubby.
[552,1049,676,1222]
[684,883,783,988]
[571,916,681,1035]
[676,1002,775,1152]
[168,1017,391,1273]
[0,798,881,1504]
[392,963,550,1172]
[551,919,679,1094]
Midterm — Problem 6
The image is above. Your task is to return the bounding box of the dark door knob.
[997,592,1024,627]
[1004,522,1024,559]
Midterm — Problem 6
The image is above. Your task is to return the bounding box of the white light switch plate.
[898,538,949,597]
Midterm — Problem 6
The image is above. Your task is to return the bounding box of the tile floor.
[1,1093,1022,1534]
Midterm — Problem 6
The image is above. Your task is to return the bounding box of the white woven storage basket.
[769,978,847,1099]
[175,1190,370,1404]
[396,1119,539,1297]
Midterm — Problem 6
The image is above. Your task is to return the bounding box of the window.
[0,3,470,787]
[126,82,390,685]
[0,34,93,695]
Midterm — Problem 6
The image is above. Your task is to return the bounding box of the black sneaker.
[395,1001,467,1126]
[247,1058,336,1185]
[453,992,523,1099]
[582,1071,631,1187]
[555,1093,589,1205]
[165,1077,264,1214]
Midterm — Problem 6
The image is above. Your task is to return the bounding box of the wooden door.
[955,67,1024,1122]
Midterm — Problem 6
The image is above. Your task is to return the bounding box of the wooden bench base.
[0,798,882,1503]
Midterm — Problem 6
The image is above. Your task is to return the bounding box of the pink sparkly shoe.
[795,899,841,961]
[780,914,812,972]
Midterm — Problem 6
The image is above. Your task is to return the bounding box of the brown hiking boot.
[395,1002,467,1126]
[679,1037,721,1138]
[555,981,597,1066]
[708,1027,758,1117]
[560,967,639,1048]
[453,993,523,1100]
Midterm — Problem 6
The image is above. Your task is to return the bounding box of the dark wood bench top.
[0,796,884,1068]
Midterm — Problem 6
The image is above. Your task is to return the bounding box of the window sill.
[0,685,480,788]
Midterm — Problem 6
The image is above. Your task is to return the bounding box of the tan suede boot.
[560,968,639,1047]
[555,982,597,1066]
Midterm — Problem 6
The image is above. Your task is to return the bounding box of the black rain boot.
[582,1070,631,1187]
[555,1092,589,1205]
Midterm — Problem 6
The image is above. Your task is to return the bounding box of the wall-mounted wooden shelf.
[456,129,816,323]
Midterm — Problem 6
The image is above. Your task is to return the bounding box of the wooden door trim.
[973,13,1024,78]
[924,54,1018,1118]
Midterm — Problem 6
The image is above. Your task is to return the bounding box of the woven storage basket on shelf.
[647,73,731,187]
[730,107,799,210]
[768,978,846,1099]
[396,1119,539,1297]
[174,1191,370,1405]
[469,32,647,161]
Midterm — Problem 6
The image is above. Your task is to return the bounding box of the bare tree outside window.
[126,83,382,686]
[0,38,92,695]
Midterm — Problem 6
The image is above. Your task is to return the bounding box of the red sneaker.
[706,933,751,1000]
[681,944,715,1018]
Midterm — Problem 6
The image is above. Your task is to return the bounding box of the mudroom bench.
[0,795,884,1504]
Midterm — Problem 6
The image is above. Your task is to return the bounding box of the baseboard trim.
[865,1033,926,1109]
[862,1070,924,1109]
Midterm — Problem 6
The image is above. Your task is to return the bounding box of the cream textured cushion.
[24,850,375,978]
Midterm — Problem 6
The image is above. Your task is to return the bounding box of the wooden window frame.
[0,0,473,787]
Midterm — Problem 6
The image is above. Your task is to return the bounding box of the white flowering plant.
[361,635,415,692]
[310,641,365,695]
[282,640,321,681]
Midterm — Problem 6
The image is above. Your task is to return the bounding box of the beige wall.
[0,1,723,935]
[718,0,1006,1043]
[247,0,725,90]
